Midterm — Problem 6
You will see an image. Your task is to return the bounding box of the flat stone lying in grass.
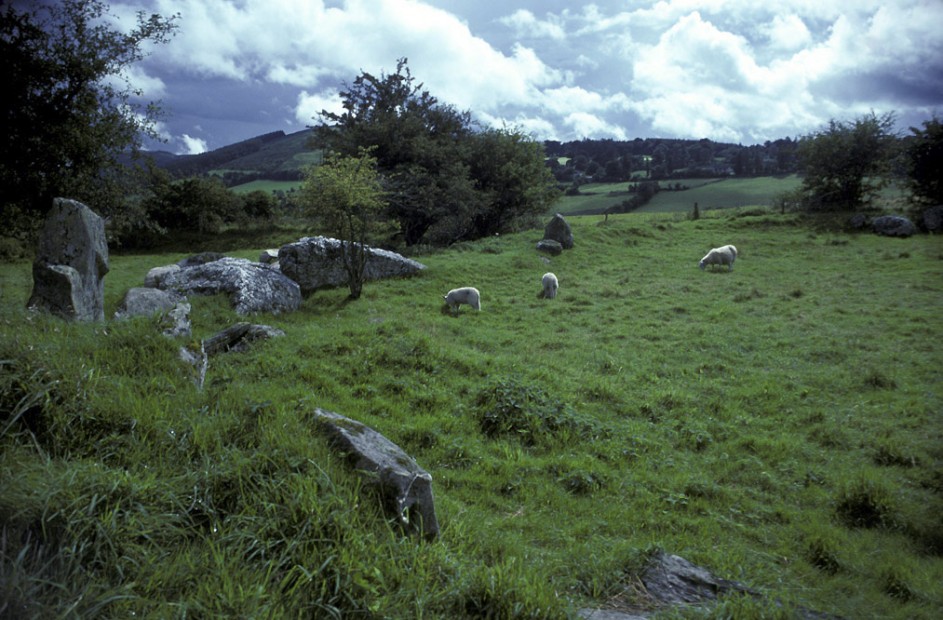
[314,408,439,541]
[278,236,426,295]
[579,552,842,619]
[148,257,301,315]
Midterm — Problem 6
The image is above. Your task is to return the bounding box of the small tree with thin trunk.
[301,149,387,299]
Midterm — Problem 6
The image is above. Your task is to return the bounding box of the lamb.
[540,272,558,299]
[443,287,480,313]
[699,244,738,272]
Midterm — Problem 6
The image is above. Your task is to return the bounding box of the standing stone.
[543,213,574,249]
[27,198,109,321]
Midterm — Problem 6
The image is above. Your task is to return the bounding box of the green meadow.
[556,176,803,216]
[1,209,941,618]
[229,179,304,195]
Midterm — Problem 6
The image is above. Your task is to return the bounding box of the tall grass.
[2,208,941,618]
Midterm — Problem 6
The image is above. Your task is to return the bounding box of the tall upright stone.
[543,213,574,249]
[27,198,109,321]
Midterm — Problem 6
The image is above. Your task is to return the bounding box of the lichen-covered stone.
[278,236,425,295]
[27,198,109,321]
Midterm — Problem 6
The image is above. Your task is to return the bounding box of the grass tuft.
[834,475,898,529]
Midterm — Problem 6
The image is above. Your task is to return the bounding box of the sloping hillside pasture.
[229,179,303,195]
[557,176,802,216]
[1,210,941,618]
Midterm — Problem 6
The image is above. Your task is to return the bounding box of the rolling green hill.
[556,176,802,216]
[153,129,320,181]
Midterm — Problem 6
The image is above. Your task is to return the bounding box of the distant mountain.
[143,129,321,184]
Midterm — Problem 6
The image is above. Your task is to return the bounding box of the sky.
[103,0,943,154]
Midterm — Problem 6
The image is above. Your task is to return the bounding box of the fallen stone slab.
[278,236,426,295]
[313,408,439,540]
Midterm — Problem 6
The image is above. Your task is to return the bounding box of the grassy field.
[229,179,303,195]
[2,209,941,618]
[556,176,802,216]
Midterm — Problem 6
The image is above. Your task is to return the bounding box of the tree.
[301,149,388,299]
[796,112,897,211]
[144,176,242,235]
[464,127,560,239]
[903,117,943,205]
[0,0,177,230]
[311,58,558,245]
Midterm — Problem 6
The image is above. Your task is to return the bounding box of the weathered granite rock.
[151,257,301,315]
[144,264,181,288]
[872,215,915,237]
[114,287,181,319]
[27,198,109,321]
[578,552,843,620]
[202,321,286,355]
[536,239,564,256]
[314,408,439,540]
[177,251,225,268]
[163,302,193,338]
[278,236,426,295]
[114,287,191,338]
[543,213,574,249]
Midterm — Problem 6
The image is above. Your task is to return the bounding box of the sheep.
[540,272,558,299]
[699,244,738,272]
[443,287,480,313]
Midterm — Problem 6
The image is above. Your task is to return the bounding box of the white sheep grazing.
[444,287,481,313]
[541,272,558,299]
[699,244,738,272]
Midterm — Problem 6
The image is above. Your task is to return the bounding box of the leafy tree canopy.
[1,0,177,229]
[796,111,897,211]
[904,116,943,205]
[311,58,558,246]
[301,149,389,298]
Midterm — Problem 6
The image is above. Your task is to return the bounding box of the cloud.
[563,112,629,140]
[762,14,812,52]
[295,89,345,126]
[498,9,566,40]
[180,133,208,154]
[118,0,943,148]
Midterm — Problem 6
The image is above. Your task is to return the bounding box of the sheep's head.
[698,260,706,270]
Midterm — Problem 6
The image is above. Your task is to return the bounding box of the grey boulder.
[150,257,301,315]
[278,236,426,295]
[872,215,915,237]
